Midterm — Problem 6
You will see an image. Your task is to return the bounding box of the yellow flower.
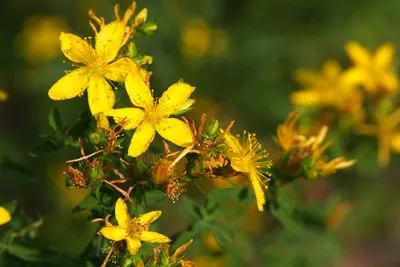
[105,73,195,157]
[0,207,11,226]
[345,41,398,96]
[16,16,68,64]
[99,198,171,255]
[48,4,144,115]
[358,108,400,167]
[0,89,8,101]
[277,112,356,177]
[290,60,364,118]
[223,131,272,211]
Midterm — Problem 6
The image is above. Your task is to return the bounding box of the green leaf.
[1,200,18,214]
[29,139,59,157]
[179,196,201,221]
[208,223,233,250]
[71,194,101,213]
[269,201,303,235]
[6,243,41,262]
[145,190,167,206]
[48,108,63,134]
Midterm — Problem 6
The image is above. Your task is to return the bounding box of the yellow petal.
[289,90,321,106]
[125,73,154,109]
[60,32,95,65]
[340,68,366,87]
[140,231,171,243]
[345,41,371,66]
[154,118,194,147]
[223,132,242,155]
[135,8,148,23]
[381,73,398,93]
[87,74,115,115]
[322,60,341,79]
[104,57,140,82]
[96,21,125,63]
[100,226,126,241]
[0,207,11,226]
[115,198,130,228]
[48,67,91,100]
[374,43,395,70]
[138,210,162,225]
[391,133,400,152]
[128,121,155,157]
[104,108,145,130]
[249,171,265,212]
[293,69,321,86]
[126,237,141,255]
[156,82,195,116]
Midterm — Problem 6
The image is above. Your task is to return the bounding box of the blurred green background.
[1,0,400,266]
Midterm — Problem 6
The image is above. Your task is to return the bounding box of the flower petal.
[138,211,162,225]
[322,60,341,79]
[140,231,171,243]
[87,74,115,115]
[249,171,265,212]
[96,21,125,64]
[104,108,145,130]
[48,67,91,100]
[128,121,155,157]
[104,57,141,82]
[289,90,321,107]
[345,41,371,66]
[223,132,242,155]
[374,43,395,70]
[126,237,141,255]
[156,82,195,116]
[115,198,130,228]
[60,32,95,65]
[125,73,154,109]
[100,226,126,241]
[0,207,11,226]
[155,118,194,147]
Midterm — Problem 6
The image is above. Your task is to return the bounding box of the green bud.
[143,21,158,35]
[88,166,103,181]
[206,119,220,137]
[128,42,138,58]
[161,250,170,266]
[135,159,147,175]
[89,132,101,145]
[121,255,133,267]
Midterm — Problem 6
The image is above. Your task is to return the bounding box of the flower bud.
[206,119,220,137]
[96,112,109,129]
[142,21,158,35]
[88,166,103,181]
[128,42,138,58]
[135,8,148,24]
[171,99,195,116]
[89,132,101,145]
[161,250,170,266]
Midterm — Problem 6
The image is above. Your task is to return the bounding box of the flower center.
[89,60,107,75]
[145,106,162,124]
[126,218,148,239]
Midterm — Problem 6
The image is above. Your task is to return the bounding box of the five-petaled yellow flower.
[100,198,170,255]
[48,3,145,115]
[223,131,272,211]
[0,207,11,226]
[105,73,195,157]
[290,60,364,119]
[345,41,398,96]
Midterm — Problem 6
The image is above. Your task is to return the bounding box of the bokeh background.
[1,0,400,266]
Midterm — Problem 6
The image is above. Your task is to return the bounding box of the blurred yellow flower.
[345,41,398,96]
[290,60,364,119]
[0,207,11,226]
[277,112,356,178]
[195,256,226,267]
[358,108,400,167]
[0,89,8,101]
[49,3,145,115]
[326,201,351,229]
[105,73,195,157]
[99,198,170,255]
[223,131,272,211]
[16,16,68,64]
[181,18,229,59]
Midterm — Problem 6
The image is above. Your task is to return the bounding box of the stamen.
[114,4,121,22]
